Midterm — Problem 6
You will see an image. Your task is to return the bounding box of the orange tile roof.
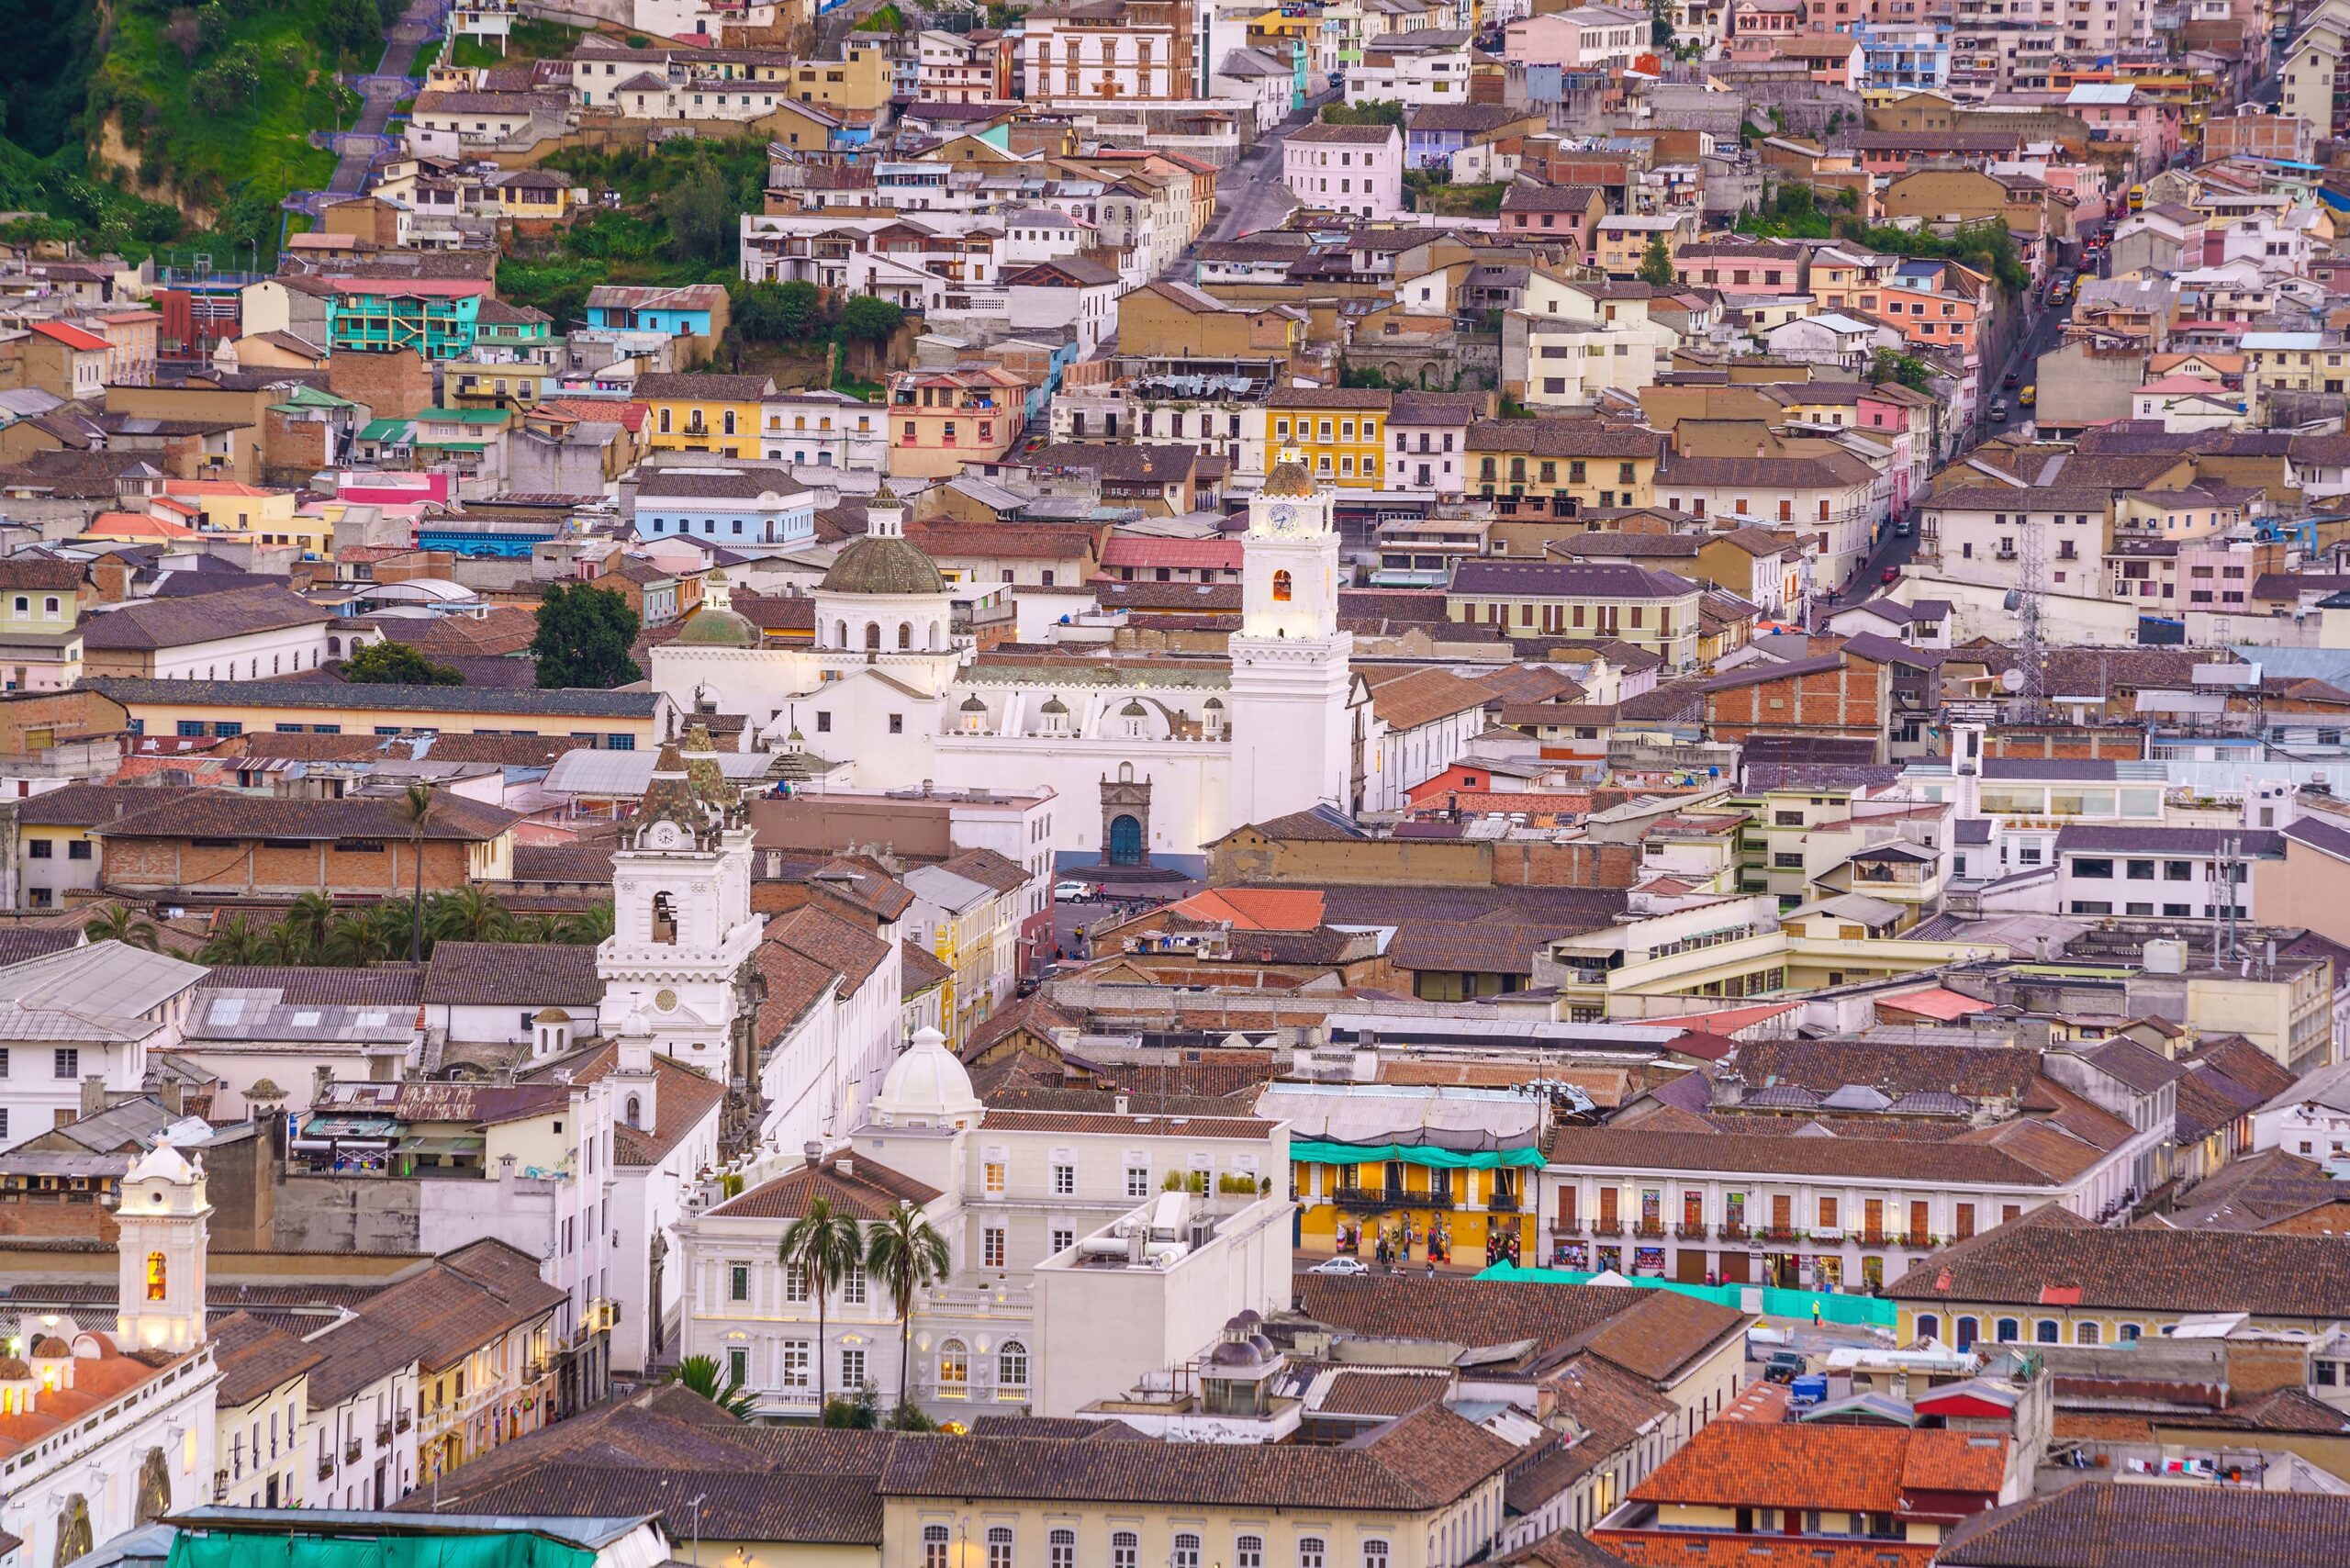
[0,1335,178,1458]
[1876,985,1995,1022]
[1629,1422,2005,1514]
[83,512,200,539]
[1169,887,1326,932]
[31,320,109,353]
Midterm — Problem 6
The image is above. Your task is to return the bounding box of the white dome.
[874,1026,982,1126]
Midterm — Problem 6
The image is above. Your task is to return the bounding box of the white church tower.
[598,731,763,1086]
[1226,450,1355,827]
[115,1144,209,1353]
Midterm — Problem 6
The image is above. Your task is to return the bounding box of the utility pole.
[2006,503,2047,723]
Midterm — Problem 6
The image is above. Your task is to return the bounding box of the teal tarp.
[1290,1139,1547,1170]
[169,1532,597,1568]
[1474,1262,1899,1328]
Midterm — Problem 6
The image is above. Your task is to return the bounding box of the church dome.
[674,607,760,648]
[0,1357,28,1380]
[1261,452,1317,498]
[874,1025,982,1126]
[28,1336,67,1359]
[1120,699,1147,717]
[1040,696,1069,714]
[820,532,945,596]
[959,695,988,712]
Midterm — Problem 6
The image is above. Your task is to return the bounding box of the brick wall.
[1705,656,1889,758]
[105,834,477,897]
[263,409,330,480]
[328,347,435,421]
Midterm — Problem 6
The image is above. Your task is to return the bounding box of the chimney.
[1113,1092,1130,1114]
[156,1077,183,1115]
[837,1155,855,1178]
[802,1138,823,1167]
[80,1072,107,1120]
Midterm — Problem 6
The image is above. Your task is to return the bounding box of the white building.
[2252,1058,2350,1163]
[0,1144,220,1567]
[0,944,207,1151]
[676,1026,1292,1419]
[649,466,1374,873]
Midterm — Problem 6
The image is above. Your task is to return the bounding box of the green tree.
[341,640,464,686]
[1637,236,1676,288]
[1649,0,1674,47]
[279,891,338,963]
[664,152,735,263]
[321,0,385,60]
[865,1203,950,1428]
[822,1382,880,1428]
[397,783,436,966]
[733,280,827,343]
[531,582,641,689]
[428,885,512,944]
[666,1353,757,1419]
[778,1195,865,1418]
[87,904,161,950]
[556,902,616,945]
[1865,346,1933,392]
[188,44,263,114]
[198,913,264,965]
[1320,99,1404,127]
[323,911,397,966]
[841,294,905,347]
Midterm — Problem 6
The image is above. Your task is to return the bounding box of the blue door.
[1108,813,1144,864]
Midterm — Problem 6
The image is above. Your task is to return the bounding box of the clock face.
[1268,504,1296,532]
[655,989,678,1012]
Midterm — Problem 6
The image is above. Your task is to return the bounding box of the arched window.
[1111,1530,1140,1568]
[920,1525,949,1568]
[865,622,881,651]
[937,1339,968,1393]
[1048,1529,1077,1568]
[1914,1313,1941,1343]
[898,622,912,650]
[2035,1319,2060,1344]
[1272,569,1293,601]
[2076,1321,2101,1345]
[722,409,737,435]
[987,1527,1013,1568]
[624,1095,642,1129]
[1299,1540,1326,1568]
[1996,1317,2020,1343]
[146,1251,167,1302]
[1956,1316,1979,1350]
[658,408,672,433]
[2120,1323,2143,1341]
[329,636,341,655]
[998,1340,1028,1391]
[651,892,678,945]
[1173,1534,1202,1568]
[1362,1542,1390,1568]
[1237,1536,1265,1568]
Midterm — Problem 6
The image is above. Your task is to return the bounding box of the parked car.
[2020,385,2037,408]
[1762,1351,1808,1384]
[1310,1256,1371,1275]
[1053,879,1097,902]
[2002,369,2020,388]
[1989,399,2009,422]
[1895,517,1915,536]
[1882,566,1901,583]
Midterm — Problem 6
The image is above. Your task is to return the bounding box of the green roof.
[418,440,488,452]
[269,385,357,411]
[358,419,414,442]
[418,408,511,424]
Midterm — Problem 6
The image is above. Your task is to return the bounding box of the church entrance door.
[1108,814,1144,864]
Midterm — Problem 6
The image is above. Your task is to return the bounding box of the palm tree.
[429,885,511,944]
[556,901,615,946]
[198,913,263,965]
[86,904,161,950]
[323,912,395,967]
[396,783,437,965]
[665,1353,756,1419]
[778,1193,864,1420]
[865,1202,950,1428]
[282,892,337,959]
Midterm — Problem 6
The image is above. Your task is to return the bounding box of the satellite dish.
[2000,668,2026,692]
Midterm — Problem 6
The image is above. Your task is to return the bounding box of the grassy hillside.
[0,0,382,259]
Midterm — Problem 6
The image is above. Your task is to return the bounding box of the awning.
[302,1115,400,1138]
[397,1135,487,1156]
[1290,1140,1545,1170]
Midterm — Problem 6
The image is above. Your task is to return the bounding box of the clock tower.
[1226,450,1355,827]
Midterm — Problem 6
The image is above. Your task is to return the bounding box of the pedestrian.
[1426,1260,1436,1279]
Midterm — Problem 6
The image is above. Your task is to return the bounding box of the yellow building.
[637,371,779,457]
[1291,1142,1539,1266]
[1268,386,1389,489]
[83,677,669,750]
[789,41,895,112]
[161,481,327,554]
[1463,418,1663,517]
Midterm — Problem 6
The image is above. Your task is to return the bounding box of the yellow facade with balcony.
[1269,393,1389,490]
[641,380,770,457]
[1291,1147,1536,1267]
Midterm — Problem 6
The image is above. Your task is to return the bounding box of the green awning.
[419,440,487,452]
[1290,1140,1545,1170]
[358,419,412,442]
[170,1526,597,1568]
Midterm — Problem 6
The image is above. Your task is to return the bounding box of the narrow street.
[1202,86,1338,246]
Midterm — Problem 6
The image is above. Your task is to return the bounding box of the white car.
[1309,1256,1370,1275]
[1053,879,1096,902]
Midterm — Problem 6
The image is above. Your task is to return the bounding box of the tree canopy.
[341,641,464,687]
[1637,236,1677,288]
[841,294,906,346]
[531,582,642,690]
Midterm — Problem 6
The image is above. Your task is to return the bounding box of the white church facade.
[648,459,1382,870]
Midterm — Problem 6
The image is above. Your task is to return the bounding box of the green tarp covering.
[1474,1262,1898,1327]
[1290,1140,1547,1170]
[169,1530,598,1568]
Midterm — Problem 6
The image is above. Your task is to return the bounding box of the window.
[729,1347,747,1387]
[2076,1321,2101,1345]
[52,1047,77,1081]
[1049,1529,1077,1568]
[1237,1539,1264,1568]
[842,1347,865,1388]
[2073,858,2114,879]
[729,1264,749,1302]
[983,1226,1006,1269]
[1916,1314,1941,1342]
[984,1159,1006,1193]
[988,1528,1014,1568]
[1126,1164,1150,1197]
[146,1250,167,1301]
[1361,1543,1390,1568]
[1052,1162,1075,1195]
[785,1261,811,1302]
[843,1264,867,1306]
[1996,1317,2020,1342]
[2035,1320,2060,1344]
[781,1341,811,1387]
[889,714,903,734]
[26,840,49,859]
[938,1339,969,1394]
[999,1340,1028,1390]
[1299,1541,1326,1568]
[923,1526,951,1568]
[1050,1226,1074,1255]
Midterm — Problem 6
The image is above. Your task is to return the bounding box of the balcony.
[1334,1185,1455,1211]
[318,1458,336,1481]
[396,1412,412,1433]
[1633,1222,1668,1239]
[1718,1223,1751,1242]
[1674,1222,1709,1240]
[344,1439,363,1464]
[376,1423,392,1446]
[1488,1191,1522,1214]
[1761,1226,1801,1243]
[1590,1220,1625,1238]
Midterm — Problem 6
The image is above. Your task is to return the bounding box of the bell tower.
[598,733,762,1084]
[115,1144,209,1353]
[1226,451,1354,828]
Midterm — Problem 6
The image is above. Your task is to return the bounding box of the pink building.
[2064,84,2181,175]
[1283,121,1404,221]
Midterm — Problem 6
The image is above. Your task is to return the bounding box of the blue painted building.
[632,470,818,548]
[582,283,731,340]
[1856,23,1951,94]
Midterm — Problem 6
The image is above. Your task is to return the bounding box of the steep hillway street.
[1200,87,1339,248]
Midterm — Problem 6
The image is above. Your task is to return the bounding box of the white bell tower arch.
[1226,450,1354,827]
